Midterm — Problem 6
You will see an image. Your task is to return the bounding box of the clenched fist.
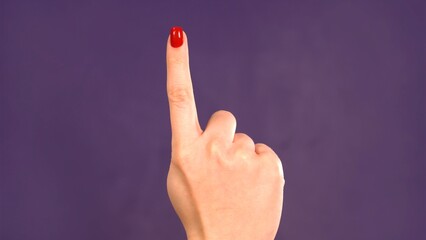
[166,26,285,240]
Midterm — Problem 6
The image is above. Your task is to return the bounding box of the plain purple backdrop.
[1,0,425,239]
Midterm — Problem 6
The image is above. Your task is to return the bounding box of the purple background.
[1,0,425,239]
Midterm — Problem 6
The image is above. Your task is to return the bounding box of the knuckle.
[167,85,192,106]
[171,148,192,169]
[234,133,254,145]
[233,148,251,161]
[255,143,270,154]
[214,110,236,124]
[171,149,189,163]
[207,138,225,157]
[261,158,284,184]
[274,158,285,180]
[256,145,284,180]
[206,139,236,168]
[235,132,250,140]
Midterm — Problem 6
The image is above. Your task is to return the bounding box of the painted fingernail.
[170,26,183,48]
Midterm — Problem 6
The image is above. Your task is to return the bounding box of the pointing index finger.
[166,27,202,147]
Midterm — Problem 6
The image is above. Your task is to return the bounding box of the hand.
[166,26,285,240]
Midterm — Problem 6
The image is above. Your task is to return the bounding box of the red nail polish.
[170,26,183,48]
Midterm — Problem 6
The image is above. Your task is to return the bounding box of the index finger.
[166,26,202,147]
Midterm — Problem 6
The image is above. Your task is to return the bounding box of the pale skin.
[166,31,285,240]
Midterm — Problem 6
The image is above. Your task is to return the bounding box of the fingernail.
[170,26,184,48]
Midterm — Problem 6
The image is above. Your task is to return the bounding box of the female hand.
[166,26,285,240]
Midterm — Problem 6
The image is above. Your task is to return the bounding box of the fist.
[166,27,285,240]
